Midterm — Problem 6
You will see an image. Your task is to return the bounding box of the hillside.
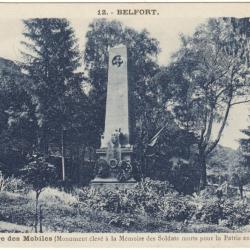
[0,57,20,74]
[207,144,242,176]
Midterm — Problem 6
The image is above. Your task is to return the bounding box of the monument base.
[92,145,135,186]
[90,176,136,188]
[91,176,136,184]
[96,146,133,161]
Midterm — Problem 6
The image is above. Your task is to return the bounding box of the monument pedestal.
[91,146,136,185]
[90,177,136,185]
[96,146,134,162]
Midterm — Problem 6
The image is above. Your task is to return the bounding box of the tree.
[146,124,200,194]
[84,19,163,176]
[231,164,250,199]
[21,18,90,181]
[240,124,250,166]
[21,155,57,232]
[156,18,250,188]
[233,121,250,198]
[223,18,250,66]
[0,58,37,175]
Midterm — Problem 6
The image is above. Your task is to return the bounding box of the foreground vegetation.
[0,177,249,233]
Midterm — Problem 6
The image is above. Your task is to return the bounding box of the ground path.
[0,221,31,232]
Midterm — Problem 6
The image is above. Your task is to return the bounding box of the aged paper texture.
[0,2,249,248]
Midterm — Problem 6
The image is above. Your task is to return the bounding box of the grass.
[0,189,123,233]
[0,221,31,233]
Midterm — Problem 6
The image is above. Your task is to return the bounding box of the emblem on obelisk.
[112,55,123,67]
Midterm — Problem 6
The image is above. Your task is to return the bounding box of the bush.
[222,199,250,228]
[40,187,78,206]
[193,192,250,228]
[0,172,30,194]
[159,194,196,221]
[197,197,222,224]
[108,214,136,228]
[0,192,35,226]
[1,177,249,233]
[76,178,195,223]
[183,223,232,233]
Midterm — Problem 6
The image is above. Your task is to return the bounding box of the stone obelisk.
[92,44,135,185]
[101,44,130,148]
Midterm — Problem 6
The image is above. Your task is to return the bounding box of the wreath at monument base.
[116,160,133,182]
[95,159,110,178]
[95,158,133,181]
[109,158,118,169]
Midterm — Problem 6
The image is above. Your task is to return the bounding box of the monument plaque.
[92,45,135,184]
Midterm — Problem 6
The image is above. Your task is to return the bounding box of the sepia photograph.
[0,2,249,242]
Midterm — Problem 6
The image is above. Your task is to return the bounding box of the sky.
[0,17,249,149]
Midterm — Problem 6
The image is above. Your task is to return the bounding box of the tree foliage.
[155,18,250,187]
[240,123,250,166]
[232,121,250,198]
[21,18,89,154]
[20,18,93,183]
[0,58,36,175]
[21,154,57,232]
[21,155,57,194]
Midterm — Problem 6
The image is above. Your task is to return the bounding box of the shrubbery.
[0,172,30,193]
[76,178,197,227]
[77,179,177,214]
[193,189,250,228]
[0,176,249,232]
[159,194,196,221]
[75,179,250,230]
[222,200,250,228]
[0,192,35,226]
[196,197,223,224]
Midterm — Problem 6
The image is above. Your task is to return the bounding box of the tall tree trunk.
[35,192,40,233]
[42,127,48,155]
[239,183,244,199]
[38,127,48,155]
[39,205,43,233]
[199,150,207,189]
[61,129,65,181]
[79,146,85,184]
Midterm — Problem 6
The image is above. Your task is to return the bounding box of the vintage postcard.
[0,2,249,248]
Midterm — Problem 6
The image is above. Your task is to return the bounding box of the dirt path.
[0,221,31,232]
